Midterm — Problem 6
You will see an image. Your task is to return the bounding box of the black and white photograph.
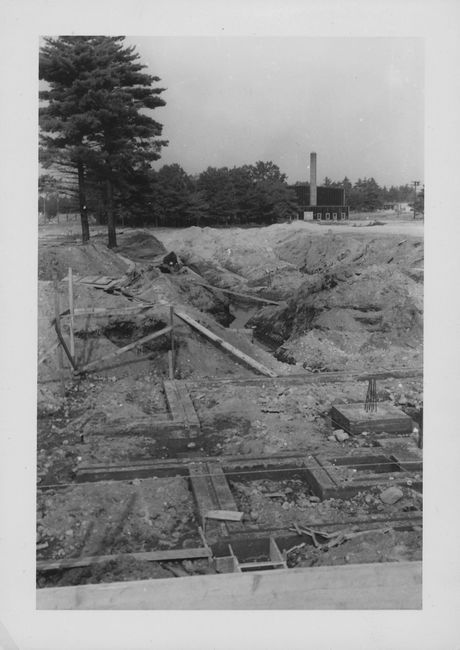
[1,1,460,648]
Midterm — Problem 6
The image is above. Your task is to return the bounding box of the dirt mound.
[249,263,423,371]
[115,230,166,261]
[38,241,130,281]
[275,231,424,274]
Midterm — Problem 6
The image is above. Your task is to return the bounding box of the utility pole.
[412,181,420,220]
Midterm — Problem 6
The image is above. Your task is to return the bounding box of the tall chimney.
[310,152,317,207]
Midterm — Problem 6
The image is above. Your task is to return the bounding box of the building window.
[325,212,330,220]
[316,213,322,220]
[341,212,346,219]
[333,212,337,219]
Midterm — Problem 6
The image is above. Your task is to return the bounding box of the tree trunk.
[106,178,117,248]
[77,162,90,243]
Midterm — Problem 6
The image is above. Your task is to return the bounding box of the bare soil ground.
[37,218,423,586]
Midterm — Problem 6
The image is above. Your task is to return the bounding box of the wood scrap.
[205,510,244,522]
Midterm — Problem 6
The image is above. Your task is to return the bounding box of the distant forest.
[39,163,423,228]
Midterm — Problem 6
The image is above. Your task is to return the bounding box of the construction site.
[36,208,423,609]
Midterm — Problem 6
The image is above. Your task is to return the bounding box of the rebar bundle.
[364,378,378,412]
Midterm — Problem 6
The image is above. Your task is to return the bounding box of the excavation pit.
[330,402,413,435]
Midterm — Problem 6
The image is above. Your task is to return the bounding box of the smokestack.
[310,152,317,206]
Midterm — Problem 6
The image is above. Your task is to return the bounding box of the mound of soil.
[115,230,166,261]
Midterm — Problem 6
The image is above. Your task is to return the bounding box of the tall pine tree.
[39,36,167,246]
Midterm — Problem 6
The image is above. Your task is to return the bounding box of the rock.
[364,494,373,505]
[380,487,404,505]
[250,511,259,521]
[327,435,336,442]
[282,501,291,510]
[334,429,349,442]
[65,529,73,537]
[309,496,320,503]
[132,479,141,487]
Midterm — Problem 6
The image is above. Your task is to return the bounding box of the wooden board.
[195,281,281,306]
[331,402,413,435]
[186,367,423,388]
[36,560,422,610]
[37,547,211,572]
[175,310,278,377]
[174,381,201,428]
[163,380,200,435]
[85,418,188,439]
[163,380,187,421]
[207,463,243,534]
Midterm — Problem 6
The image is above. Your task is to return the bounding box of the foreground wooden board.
[37,560,421,610]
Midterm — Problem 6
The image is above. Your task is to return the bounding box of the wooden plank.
[175,310,277,377]
[85,419,189,440]
[205,510,244,522]
[37,547,211,572]
[74,451,308,483]
[77,325,172,373]
[71,306,151,317]
[304,455,340,500]
[36,560,422,610]
[208,464,237,508]
[188,463,217,520]
[53,318,78,372]
[195,281,281,306]
[163,380,187,421]
[173,381,201,427]
[187,367,423,388]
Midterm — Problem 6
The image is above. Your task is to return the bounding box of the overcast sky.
[125,36,424,187]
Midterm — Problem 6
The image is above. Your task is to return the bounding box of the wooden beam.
[175,310,277,377]
[195,281,282,306]
[37,547,211,572]
[53,320,78,371]
[77,325,172,374]
[70,306,151,317]
[36,560,422,610]
[84,418,189,439]
[186,367,423,388]
[53,275,64,382]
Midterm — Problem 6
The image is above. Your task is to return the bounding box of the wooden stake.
[170,306,175,378]
[53,274,65,393]
[168,350,174,380]
[68,267,75,358]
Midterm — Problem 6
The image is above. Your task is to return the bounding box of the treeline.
[322,176,424,212]
[39,160,300,228]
